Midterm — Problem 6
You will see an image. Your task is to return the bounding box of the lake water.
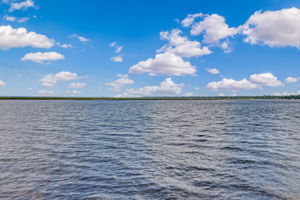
[0,100,300,200]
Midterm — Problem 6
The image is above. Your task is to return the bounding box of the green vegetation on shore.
[0,95,299,100]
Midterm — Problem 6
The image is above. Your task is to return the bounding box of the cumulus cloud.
[207,78,258,90]
[21,52,64,63]
[0,80,6,87]
[285,76,298,83]
[242,7,300,48]
[129,29,211,77]
[122,78,184,97]
[0,25,54,49]
[160,29,189,46]
[249,73,282,87]
[182,8,300,49]
[69,34,90,42]
[129,52,196,76]
[205,68,220,74]
[207,72,282,91]
[9,0,35,12]
[40,71,79,87]
[181,13,203,27]
[68,82,86,89]
[189,14,239,44]
[106,74,134,92]
[218,41,232,53]
[158,29,211,58]
[181,13,238,52]
[111,56,123,62]
[37,90,54,96]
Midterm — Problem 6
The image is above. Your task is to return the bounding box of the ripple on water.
[0,100,300,199]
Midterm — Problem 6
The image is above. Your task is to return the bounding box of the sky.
[0,0,300,97]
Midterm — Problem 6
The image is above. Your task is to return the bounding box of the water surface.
[0,100,300,199]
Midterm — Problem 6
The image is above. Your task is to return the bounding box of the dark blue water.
[0,100,300,199]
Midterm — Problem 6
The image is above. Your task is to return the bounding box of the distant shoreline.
[0,96,299,100]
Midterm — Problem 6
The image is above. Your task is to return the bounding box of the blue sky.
[0,0,300,97]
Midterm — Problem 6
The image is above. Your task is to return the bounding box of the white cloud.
[37,90,54,96]
[207,78,258,91]
[106,74,134,92]
[273,90,300,96]
[205,67,220,74]
[158,29,211,58]
[115,46,123,53]
[3,15,16,21]
[21,52,64,64]
[111,56,123,62]
[0,80,6,87]
[160,29,188,46]
[129,28,212,77]
[61,44,72,48]
[78,36,89,42]
[17,17,29,23]
[9,0,35,12]
[182,8,300,49]
[0,25,54,49]
[109,42,116,47]
[207,72,282,91]
[129,52,196,76]
[218,41,232,53]
[181,13,238,52]
[69,34,90,42]
[57,43,72,48]
[181,13,203,27]
[249,73,282,87]
[68,82,86,88]
[163,39,211,58]
[109,42,124,62]
[109,41,123,53]
[242,7,300,48]
[285,76,298,83]
[3,15,29,23]
[190,14,239,44]
[67,90,82,96]
[40,71,79,87]
[122,78,184,97]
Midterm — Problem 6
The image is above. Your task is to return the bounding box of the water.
[0,100,300,200]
